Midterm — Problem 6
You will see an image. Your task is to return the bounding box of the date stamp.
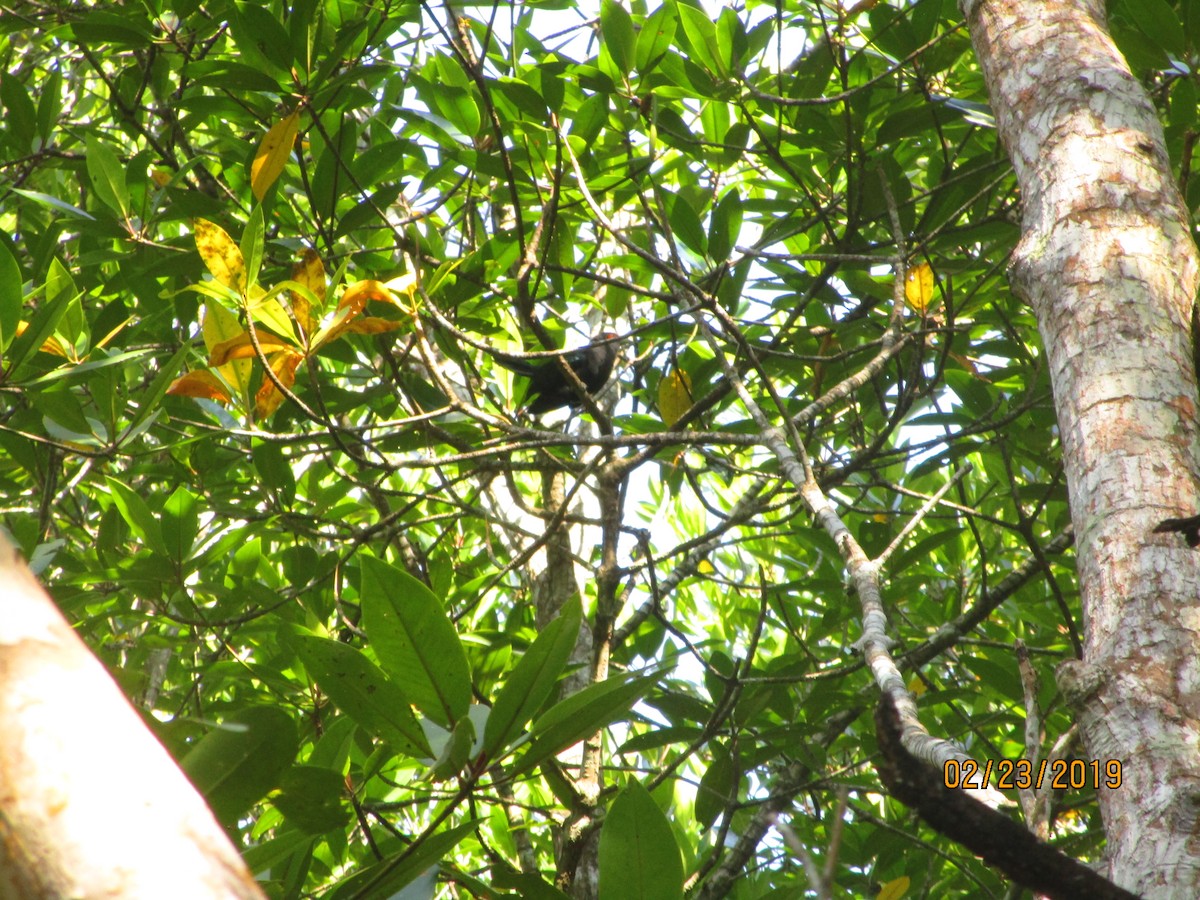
[944,758,1122,791]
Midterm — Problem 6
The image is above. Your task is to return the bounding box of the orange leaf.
[337,279,399,318]
[167,370,232,404]
[658,366,694,428]
[209,331,293,366]
[193,219,246,293]
[340,317,406,336]
[255,350,304,419]
[320,317,405,347]
[251,110,300,201]
[904,262,935,313]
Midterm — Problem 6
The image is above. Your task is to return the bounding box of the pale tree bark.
[961,0,1200,895]
[0,534,265,899]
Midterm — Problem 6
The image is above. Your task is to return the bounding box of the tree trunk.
[0,535,265,899]
[961,0,1200,894]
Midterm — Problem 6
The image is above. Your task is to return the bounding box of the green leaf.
[0,74,37,152]
[272,765,348,834]
[105,476,167,557]
[715,7,746,74]
[663,190,707,256]
[9,188,96,221]
[600,0,635,77]
[430,87,481,139]
[707,189,743,261]
[1125,0,1186,57]
[161,486,199,565]
[695,743,735,830]
[294,634,433,759]
[241,206,264,289]
[674,2,724,77]
[119,344,188,444]
[181,706,299,827]
[635,5,677,73]
[329,820,477,899]
[493,866,572,899]
[0,240,22,352]
[85,135,130,217]
[360,556,472,728]
[570,92,609,144]
[513,674,657,776]
[599,779,684,900]
[6,270,73,372]
[232,2,293,74]
[483,595,583,757]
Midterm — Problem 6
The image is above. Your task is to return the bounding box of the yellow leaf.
[877,875,910,900]
[203,302,253,397]
[658,366,694,428]
[150,167,172,188]
[14,320,70,358]
[251,110,300,201]
[247,295,298,343]
[255,349,304,419]
[386,271,418,298]
[290,248,326,337]
[904,262,935,313]
[193,219,246,294]
[166,370,232,404]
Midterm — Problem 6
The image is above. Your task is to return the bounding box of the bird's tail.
[492,354,539,377]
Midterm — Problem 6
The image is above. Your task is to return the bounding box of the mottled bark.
[961,0,1200,895]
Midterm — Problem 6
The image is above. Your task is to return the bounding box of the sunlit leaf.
[905,262,935,313]
[193,218,247,294]
[251,109,300,201]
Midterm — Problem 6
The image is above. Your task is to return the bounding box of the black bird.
[495,333,620,414]
[1154,514,1200,547]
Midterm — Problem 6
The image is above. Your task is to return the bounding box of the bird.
[1153,514,1200,547]
[494,332,620,415]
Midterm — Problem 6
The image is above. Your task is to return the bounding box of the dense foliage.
[2,0,1191,896]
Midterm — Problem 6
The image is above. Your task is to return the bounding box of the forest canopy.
[1,0,1187,896]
